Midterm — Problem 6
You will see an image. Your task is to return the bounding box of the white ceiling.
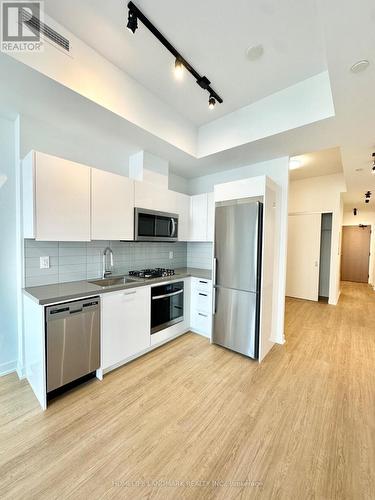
[289,147,343,181]
[43,0,327,126]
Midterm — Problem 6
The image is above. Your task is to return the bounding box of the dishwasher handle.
[47,297,100,320]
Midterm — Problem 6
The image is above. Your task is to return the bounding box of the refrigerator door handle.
[213,258,217,314]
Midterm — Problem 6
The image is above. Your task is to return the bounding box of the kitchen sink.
[88,276,140,288]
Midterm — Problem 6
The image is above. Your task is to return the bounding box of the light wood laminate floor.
[1,282,375,499]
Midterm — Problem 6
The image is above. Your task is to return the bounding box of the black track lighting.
[365,199,370,203]
[126,1,223,107]
[127,9,138,33]
[208,96,216,110]
[365,191,371,198]
[353,208,358,215]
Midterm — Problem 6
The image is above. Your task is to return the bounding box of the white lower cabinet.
[190,278,212,338]
[101,287,151,371]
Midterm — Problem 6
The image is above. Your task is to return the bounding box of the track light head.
[372,165,375,175]
[365,199,370,204]
[208,96,216,110]
[127,9,138,33]
[353,208,358,216]
[174,58,184,80]
[365,191,371,198]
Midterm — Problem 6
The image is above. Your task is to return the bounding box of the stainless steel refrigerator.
[212,199,263,359]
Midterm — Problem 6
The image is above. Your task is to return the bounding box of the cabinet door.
[175,192,190,241]
[35,152,91,241]
[189,194,208,241]
[206,192,215,242]
[91,168,134,240]
[135,181,174,212]
[102,287,151,370]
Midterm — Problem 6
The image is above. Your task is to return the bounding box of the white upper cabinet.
[23,151,91,241]
[189,193,214,242]
[175,192,190,241]
[91,168,134,241]
[134,181,175,212]
[206,192,215,242]
[189,194,207,241]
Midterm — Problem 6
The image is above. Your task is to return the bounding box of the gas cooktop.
[128,268,176,279]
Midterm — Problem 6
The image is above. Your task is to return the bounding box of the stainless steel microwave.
[134,208,179,242]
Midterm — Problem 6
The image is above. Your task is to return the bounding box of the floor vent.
[22,9,70,52]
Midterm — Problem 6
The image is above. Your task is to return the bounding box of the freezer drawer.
[46,298,100,393]
[212,287,259,358]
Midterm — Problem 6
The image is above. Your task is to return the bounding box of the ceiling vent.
[21,9,70,52]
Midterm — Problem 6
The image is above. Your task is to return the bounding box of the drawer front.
[196,290,211,313]
[192,277,212,294]
[192,310,211,337]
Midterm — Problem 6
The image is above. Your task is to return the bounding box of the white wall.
[289,173,346,304]
[0,116,18,375]
[188,157,289,344]
[198,72,335,157]
[343,210,375,287]
[11,13,197,156]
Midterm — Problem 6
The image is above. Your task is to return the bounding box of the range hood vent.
[21,9,70,52]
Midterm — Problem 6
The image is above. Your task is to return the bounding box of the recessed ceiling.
[289,147,343,181]
[43,0,327,126]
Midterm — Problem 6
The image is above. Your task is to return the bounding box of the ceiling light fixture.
[208,96,216,110]
[353,208,358,216]
[174,58,184,80]
[127,9,138,33]
[289,159,302,170]
[126,2,223,108]
[350,60,370,73]
[365,198,370,204]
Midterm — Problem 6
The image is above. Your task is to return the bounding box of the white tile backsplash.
[187,242,213,270]
[24,240,188,287]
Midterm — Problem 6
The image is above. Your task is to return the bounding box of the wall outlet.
[40,256,50,269]
[169,251,174,260]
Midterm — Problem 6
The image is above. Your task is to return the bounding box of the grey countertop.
[23,268,212,306]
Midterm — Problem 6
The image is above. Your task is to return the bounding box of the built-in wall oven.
[151,281,184,333]
[135,208,178,242]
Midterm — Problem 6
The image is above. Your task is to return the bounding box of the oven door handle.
[152,289,183,300]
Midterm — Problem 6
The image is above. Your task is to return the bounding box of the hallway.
[0,283,374,499]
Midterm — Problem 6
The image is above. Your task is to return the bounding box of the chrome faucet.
[102,246,114,278]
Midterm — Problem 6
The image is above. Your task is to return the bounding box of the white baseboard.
[0,360,17,377]
[16,362,26,380]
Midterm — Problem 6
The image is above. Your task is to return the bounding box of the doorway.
[319,213,332,300]
[286,212,333,302]
[341,225,371,282]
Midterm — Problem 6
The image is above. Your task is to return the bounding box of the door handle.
[171,218,176,237]
[213,258,217,315]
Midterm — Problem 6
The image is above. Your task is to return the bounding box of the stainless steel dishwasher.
[46,297,100,393]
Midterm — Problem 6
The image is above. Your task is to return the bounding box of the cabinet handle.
[124,290,136,296]
[199,293,207,297]
[199,280,208,284]
[198,313,208,318]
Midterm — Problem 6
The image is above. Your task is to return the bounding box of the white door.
[286,213,321,301]
[91,168,134,240]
